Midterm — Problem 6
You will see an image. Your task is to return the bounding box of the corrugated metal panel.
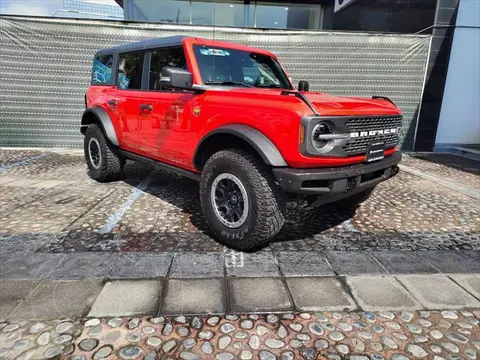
[0,16,430,149]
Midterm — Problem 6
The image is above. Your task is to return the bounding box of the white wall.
[435,0,480,146]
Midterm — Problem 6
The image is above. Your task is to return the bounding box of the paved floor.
[1,311,479,360]
[1,149,479,359]
[1,149,479,253]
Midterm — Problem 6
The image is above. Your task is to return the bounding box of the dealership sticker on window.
[200,49,230,56]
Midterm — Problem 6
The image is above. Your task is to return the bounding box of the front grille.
[343,115,402,154]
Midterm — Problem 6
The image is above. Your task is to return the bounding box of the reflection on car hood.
[204,87,402,116]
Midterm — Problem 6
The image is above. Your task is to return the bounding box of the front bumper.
[272,151,402,196]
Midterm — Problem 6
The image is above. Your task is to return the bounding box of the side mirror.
[160,67,193,89]
[298,80,310,92]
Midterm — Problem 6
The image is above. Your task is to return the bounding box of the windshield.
[193,45,292,89]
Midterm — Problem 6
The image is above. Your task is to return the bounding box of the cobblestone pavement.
[401,153,480,190]
[1,311,479,360]
[0,319,82,360]
[0,149,479,253]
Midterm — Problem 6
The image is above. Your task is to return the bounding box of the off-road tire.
[200,149,285,251]
[333,187,375,208]
[84,124,123,182]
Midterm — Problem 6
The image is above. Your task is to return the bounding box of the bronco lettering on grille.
[350,128,397,138]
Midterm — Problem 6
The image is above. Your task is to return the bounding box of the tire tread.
[84,124,123,182]
[200,148,285,250]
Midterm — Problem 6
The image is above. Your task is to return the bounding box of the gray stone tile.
[225,251,280,277]
[169,252,224,278]
[346,275,422,311]
[0,253,65,280]
[161,279,226,315]
[450,274,480,299]
[8,280,102,320]
[0,234,51,254]
[0,254,10,266]
[0,280,39,320]
[460,250,480,263]
[228,278,292,313]
[324,251,387,275]
[275,251,334,277]
[397,275,480,309]
[109,252,173,279]
[417,251,480,273]
[89,280,162,317]
[286,277,357,311]
[48,253,119,280]
[371,251,439,274]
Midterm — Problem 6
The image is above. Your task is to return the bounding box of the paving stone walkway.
[1,311,479,360]
[1,149,480,359]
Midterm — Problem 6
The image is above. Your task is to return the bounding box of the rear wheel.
[84,124,124,182]
[200,149,285,251]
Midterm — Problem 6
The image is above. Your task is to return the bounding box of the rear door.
[88,53,120,136]
[137,46,196,168]
[113,51,146,152]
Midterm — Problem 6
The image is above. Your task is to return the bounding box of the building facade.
[115,0,476,152]
[117,0,437,34]
[54,0,123,20]
[434,0,480,152]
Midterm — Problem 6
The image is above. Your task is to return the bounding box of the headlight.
[312,122,333,150]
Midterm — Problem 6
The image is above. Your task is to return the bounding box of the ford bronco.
[82,35,402,250]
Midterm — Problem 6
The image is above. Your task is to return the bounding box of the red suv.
[82,35,402,250]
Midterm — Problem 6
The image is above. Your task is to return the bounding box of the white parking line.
[98,176,152,234]
[0,153,49,171]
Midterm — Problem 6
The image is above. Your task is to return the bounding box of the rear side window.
[149,47,187,90]
[91,54,113,85]
[117,51,145,90]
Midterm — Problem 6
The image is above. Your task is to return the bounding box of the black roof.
[95,35,191,55]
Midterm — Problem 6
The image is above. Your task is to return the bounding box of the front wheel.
[200,149,285,251]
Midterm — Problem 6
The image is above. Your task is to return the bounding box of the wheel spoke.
[225,207,235,222]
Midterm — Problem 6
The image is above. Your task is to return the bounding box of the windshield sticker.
[199,48,231,56]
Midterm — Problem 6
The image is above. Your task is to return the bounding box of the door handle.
[107,99,118,107]
[140,104,153,112]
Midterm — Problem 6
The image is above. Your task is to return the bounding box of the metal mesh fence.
[0,16,430,149]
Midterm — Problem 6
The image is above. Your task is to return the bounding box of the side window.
[91,54,113,85]
[117,51,144,90]
[149,47,187,90]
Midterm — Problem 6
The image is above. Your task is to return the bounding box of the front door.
[138,47,196,168]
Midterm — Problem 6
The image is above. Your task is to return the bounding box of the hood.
[205,87,401,116]
[304,92,401,116]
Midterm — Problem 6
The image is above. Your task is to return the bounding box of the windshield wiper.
[204,81,253,87]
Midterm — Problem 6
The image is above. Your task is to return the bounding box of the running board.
[118,150,201,181]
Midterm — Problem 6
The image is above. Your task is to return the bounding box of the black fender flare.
[195,124,288,168]
[81,107,119,146]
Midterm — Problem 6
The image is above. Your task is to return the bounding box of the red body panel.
[86,37,402,172]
